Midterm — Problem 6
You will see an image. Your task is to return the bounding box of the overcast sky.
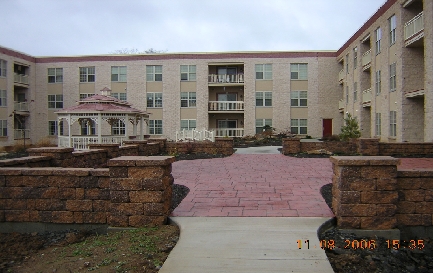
[1,0,385,57]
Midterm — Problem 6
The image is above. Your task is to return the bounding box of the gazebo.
[56,87,150,149]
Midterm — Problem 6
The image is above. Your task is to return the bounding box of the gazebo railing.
[58,135,126,150]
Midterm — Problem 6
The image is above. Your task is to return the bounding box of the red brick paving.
[171,154,334,217]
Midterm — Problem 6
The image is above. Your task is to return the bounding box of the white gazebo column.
[133,116,137,138]
[98,113,102,144]
[124,115,129,142]
[68,114,72,148]
[139,116,144,140]
[57,118,61,146]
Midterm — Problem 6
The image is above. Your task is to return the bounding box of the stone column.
[282,138,301,155]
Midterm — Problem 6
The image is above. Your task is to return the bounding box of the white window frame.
[48,68,63,83]
[48,94,63,109]
[375,70,381,95]
[291,91,307,107]
[375,113,381,136]
[79,93,94,100]
[256,91,272,107]
[389,15,396,45]
[111,120,125,135]
[390,111,397,137]
[390,63,396,92]
[111,93,127,101]
[255,119,272,134]
[147,92,162,108]
[353,47,358,69]
[111,66,127,82]
[0,90,6,107]
[180,65,196,81]
[79,67,95,82]
[290,63,308,80]
[181,92,196,107]
[255,64,272,80]
[180,119,197,130]
[345,54,349,74]
[49,120,64,136]
[149,120,163,135]
[0,59,6,77]
[346,86,349,103]
[146,65,162,81]
[291,119,308,135]
[353,82,358,102]
[375,27,382,55]
[0,120,7,136]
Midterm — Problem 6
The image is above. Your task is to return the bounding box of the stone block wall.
[165,138,234,156]
[0,156,52,167]
[28,147,108,168]
[379,143,433,156]
[123,140,160,156]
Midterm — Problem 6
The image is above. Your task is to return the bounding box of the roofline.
[336,0,396,56]
[0,45,36,63]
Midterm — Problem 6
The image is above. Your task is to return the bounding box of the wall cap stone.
[0,168,23,175]
[108,156,175,167]
[330,156,400,166]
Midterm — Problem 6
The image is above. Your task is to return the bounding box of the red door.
[323,119,332,138]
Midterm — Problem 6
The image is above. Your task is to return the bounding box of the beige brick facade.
[0,0,431,146]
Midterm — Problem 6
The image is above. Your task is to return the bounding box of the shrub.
[339,113,361,141]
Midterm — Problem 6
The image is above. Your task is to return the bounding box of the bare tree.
[110,48,167,54]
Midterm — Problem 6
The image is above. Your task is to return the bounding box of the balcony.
[14,129,30,139]
[404,12,424,47]
[338,99,345,113]
[338,69,344,84]
[208,101,244,112]
[362,88,372,107]
[213,128,244,137]
[14,102,29,112]
[361,49,372,71]
[208,74,244,85]
[14,73,29,85]
[405,89,425,98]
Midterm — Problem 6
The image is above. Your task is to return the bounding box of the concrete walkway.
[234,145,282,154]
[160,217,334,273]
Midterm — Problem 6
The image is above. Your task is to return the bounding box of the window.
[255,64,272,80]
[0,90,6,107]
[256,92,272,106]
[180,65,196,81]
[111,66,127,82]
[0,59,6,77]
[111,120,125,135]
[147,92,162,107]
[181,119,196,130]
[112,93,127,101]
[390,63,396,92]
[290,64,308,80]
[375,70,381,95]
[146,65,162,81]
[291,119,307,135]
[255,119,272,134]
[353,82,358,102]
[48,68,63,83]
[48,94,63,109]
[48,120,63,136]
[346,54,349,74]
[353,47,358,69]
[346,86,349,103]
[0,120,7,136]
[181,92,196,107]
[375,27,382,55]
[291,91,307,107]
[79,93,94,100]
[79,67,95,82]
[389,15,396,45]
[390,111,397,137]
[375,113,381,136]
[149,120,163,134]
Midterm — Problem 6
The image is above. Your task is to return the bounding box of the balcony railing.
[361,49,371,70]
[362,88,372,107]
[208,74,244,84]
[14,102,29,111]
[208,101,244,111]
[14,73,29,85]
[338,99,345,112]
[58,135,126,150]
[213,128,244,137]
[175,129,215,142]
[404,11,424,41]
[14,129,30,139]
[338,69,344,83]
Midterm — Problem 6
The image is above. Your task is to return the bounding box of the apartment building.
[0,0,431,147]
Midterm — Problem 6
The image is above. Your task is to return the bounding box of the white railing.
[175,129,215,142]
[338,99,345,111]
[362,88,372,104]
[361,49,371,68]
[404,11,424,41]
[14,102,29,111]
[14,73,29,85]
[338,69,344,83]
[214,128,244,137]
[208,74,244,84]
[58,135,126,149]
[208,101,244,111]
[14,129,30,139]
